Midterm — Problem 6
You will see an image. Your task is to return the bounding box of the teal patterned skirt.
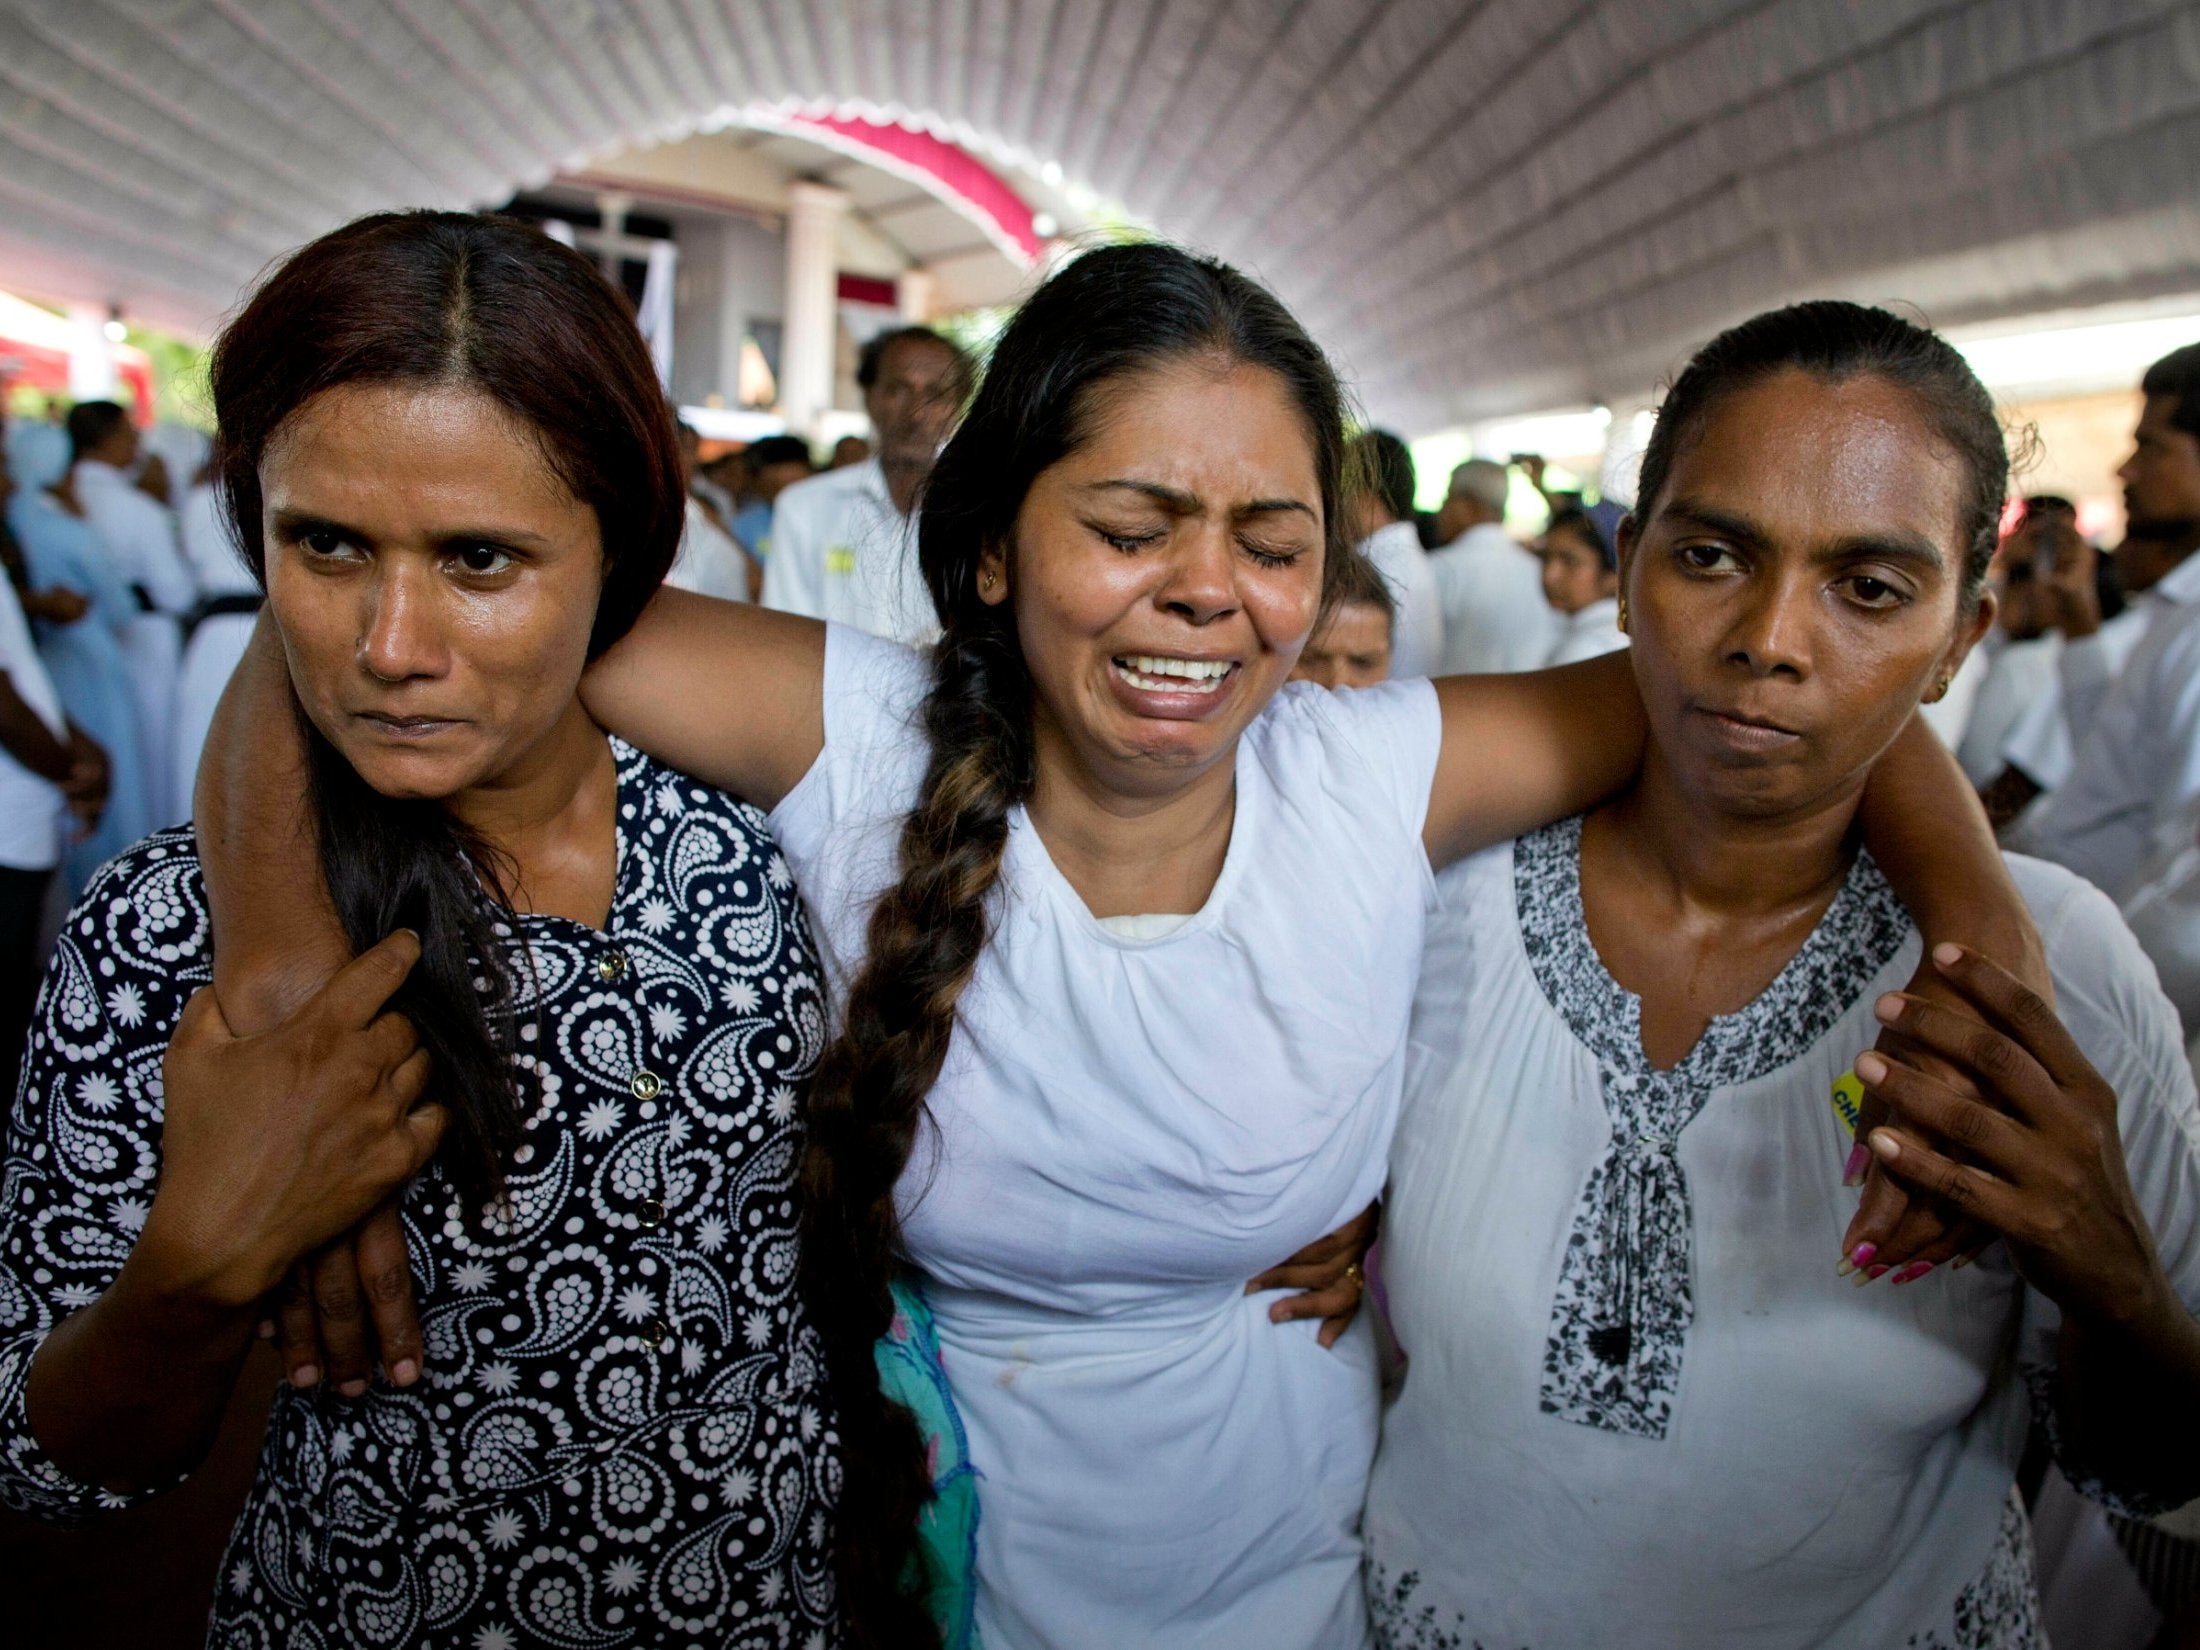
[875,1273,982,1648]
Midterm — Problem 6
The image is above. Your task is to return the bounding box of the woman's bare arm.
[1423,650,1648,869]
[577,588,826,808]
[1424,664,2041,977]
[196,619,346,1030]
[1855,714,2046,990]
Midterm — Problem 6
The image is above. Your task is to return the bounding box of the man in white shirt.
[2010,344,2200,898]
[0,570,104,1098]
[1426,458,1556,673]
[1345,430,1444,678]
[761,327,971,644]
[1981,523,2163,822]
[68,401,195,820]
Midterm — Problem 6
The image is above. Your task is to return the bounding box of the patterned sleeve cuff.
[2025,1362,2200,1518]
[0,1329,168,1526]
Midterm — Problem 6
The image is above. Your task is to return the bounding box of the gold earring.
[982,569,998,591]
[1930,672,1951,702]
[1616,595,1629,633]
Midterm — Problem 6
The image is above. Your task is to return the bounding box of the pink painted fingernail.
[1850,1243,1877,1270]
[1842,1143,1870,1186]
[1867,1264,1890,1281]
[1891,1262,1933,1286]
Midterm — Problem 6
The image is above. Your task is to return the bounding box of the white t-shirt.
[1427,521,1558,674]
[1957,633,2058,786]
[176,482,256,599]
[1358,520,1444,679]
[768,625,1444,1650]
[1999,608,2148,794]
[72,459,194,613]
[758,459,934,644]
[0,578,67,872]
[2010,556,2200,896]
[664,496,752,604]
[1545,597,1627,667]
[1917,633,1990,750]
[1366,826,2200,1649]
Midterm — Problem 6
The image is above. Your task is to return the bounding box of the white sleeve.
[2000,674,2073,791]
[1392,550,1446,680]
[2122,820,2200,1040]
[2056,631,2118,742]
[760,491,825,620]
[177,489,249,596]
[2145,619,2200,839]
[2014,863,2200,1514]
[1297,676,1445,849]
[764,624,930,988]
[122,493,197,613]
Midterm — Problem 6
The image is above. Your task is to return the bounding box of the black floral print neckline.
[1513,815,1910,1438]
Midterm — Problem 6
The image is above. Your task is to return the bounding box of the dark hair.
[856,325,973,396]
[1547,503,1622,572]
[800,240,1351,1647]
[746,434,815,471]
[210,209,685,1200]
[1351,428,1418,525]
[1634,300,2008,606]
[2142,343,2200,443]
[1323,543,1397,631]
[65,400,131,464]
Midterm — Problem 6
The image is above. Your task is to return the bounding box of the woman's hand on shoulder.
[135,931,443,1317]
[1246,1201,1379,1349]
[1851,944,2176,1323]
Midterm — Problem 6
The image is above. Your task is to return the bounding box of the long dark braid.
[799,241,1353,1646]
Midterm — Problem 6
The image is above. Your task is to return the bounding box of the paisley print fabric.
[0,739,842,1648]
[1513,817,1910,1438]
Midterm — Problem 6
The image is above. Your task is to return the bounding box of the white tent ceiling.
[4,0,2200,431]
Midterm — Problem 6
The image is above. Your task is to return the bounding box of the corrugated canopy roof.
[4,0,2199,430]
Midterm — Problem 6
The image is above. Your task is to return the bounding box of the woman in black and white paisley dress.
[5,745,835,1647]
[0,214,862,1648]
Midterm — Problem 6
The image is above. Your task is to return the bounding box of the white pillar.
[65,304,117,400]
[780,181,847,440]
[897,266,937,323]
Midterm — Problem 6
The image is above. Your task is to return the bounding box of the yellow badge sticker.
[824,546,856,575]
[1830,1070,1865,1139]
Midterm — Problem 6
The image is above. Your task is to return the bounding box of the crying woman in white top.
[204,247,2040,1650]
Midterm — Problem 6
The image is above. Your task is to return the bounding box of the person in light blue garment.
[4,424,151,890]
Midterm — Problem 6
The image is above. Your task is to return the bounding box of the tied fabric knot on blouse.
[1514,816,1912,1439]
